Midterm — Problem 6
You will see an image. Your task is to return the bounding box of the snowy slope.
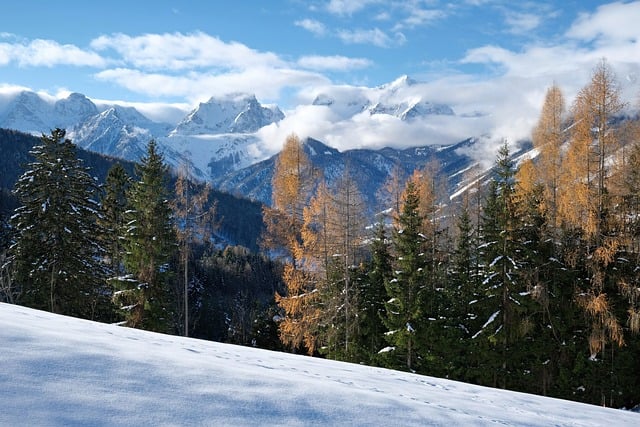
[1,303,637,426]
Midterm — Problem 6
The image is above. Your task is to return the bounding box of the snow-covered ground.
[1,302,637,426]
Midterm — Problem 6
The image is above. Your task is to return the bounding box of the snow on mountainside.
[66,106,172,162]
[1,302,637,426]
[0,91,98,133]
[311,75,454,121]
[0,76,468,192]
[171,93,284,136]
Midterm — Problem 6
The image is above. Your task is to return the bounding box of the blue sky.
[1,1,639,155]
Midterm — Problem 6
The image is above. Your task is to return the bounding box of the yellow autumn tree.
[266,134,321,353]
[532,84,566,228]
[559,59,625,357]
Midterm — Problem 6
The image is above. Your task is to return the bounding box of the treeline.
[0,128,282,344]
[267,60,640,408]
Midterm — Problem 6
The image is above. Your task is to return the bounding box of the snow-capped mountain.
[0,91,99,133]
[67,106,172,162]
[0,90,284,179]
[171,93,284,136]
[0,76,477,203]
[311,75,454,122]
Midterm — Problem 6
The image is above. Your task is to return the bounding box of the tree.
[359,220,392,363]
[262,134,314,260]
[382,180,427,371]
[116,140,176,333]
[561,60,625,360]
[472,142,531,389]
[10,128,109,319]
[532,84,566,229]
[268,134,319,353]
[98,163,130,278]
[173,159,217,337]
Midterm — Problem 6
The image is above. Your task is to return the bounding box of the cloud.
[392,7,448,31]
[326,0,381,16]
[0,38,106,68]
[297,55,372,71]
[503,11,542,35]
[295,19,327,36]
[566,1,640,44]
[91,32,283,71]
[95,67,330,104]
[337,28,406,48]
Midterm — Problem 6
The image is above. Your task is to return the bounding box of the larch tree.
[532,84,566,229]
[117,140,177,333]
[562,60,625,360]
[10,128,109,319]
[268,134,318,353]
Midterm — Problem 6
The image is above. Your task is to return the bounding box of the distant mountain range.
[0,76,512,209]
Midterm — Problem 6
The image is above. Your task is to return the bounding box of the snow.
[1,302,638,426]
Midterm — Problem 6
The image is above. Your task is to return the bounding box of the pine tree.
[116,140,176,333]
[10,128,109,319]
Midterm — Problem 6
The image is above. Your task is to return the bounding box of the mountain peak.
[172,93,284,136]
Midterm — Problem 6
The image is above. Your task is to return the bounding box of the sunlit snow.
[0,303,637,426]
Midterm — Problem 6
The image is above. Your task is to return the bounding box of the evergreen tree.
[98,163,130,278]
[472,142,531,389]
[116,140,176,333]
[359,220,392,364]
[10,128,109,319]
[382,180,426,372]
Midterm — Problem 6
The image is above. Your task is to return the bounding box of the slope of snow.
[1,303,637,426]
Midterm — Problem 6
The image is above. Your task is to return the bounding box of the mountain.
[312,75,454,121]
[67,106,173,162]
[2,302,637,426]
[0,90,285,180]
[0,78,483,207]
[171,93,284,136]
[0,128,264,251]
[211,137,495,213]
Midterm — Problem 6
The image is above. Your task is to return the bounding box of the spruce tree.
[117,140,176,333]
[382,180,426,372]
[10,128,109,319]
[99,163,130,278]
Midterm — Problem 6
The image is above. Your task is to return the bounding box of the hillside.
[0,302,637,426]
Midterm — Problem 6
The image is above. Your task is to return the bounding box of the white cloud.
[95,67,330,104]
[0,38,106,68]
[393,7,448,31]
[91,32,283,71]
[297,55,372,71]
[566,1,640,43]
[326,0,381,16]
[504,11,542,35]
[294,19,327,36]
[337,28,405,48]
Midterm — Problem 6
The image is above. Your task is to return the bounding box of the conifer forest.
[3,59,640,409]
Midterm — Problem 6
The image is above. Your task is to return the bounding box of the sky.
[2,302,639,426]
[1,1,640,156]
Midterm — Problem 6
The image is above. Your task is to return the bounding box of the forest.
[1,59,640,409]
